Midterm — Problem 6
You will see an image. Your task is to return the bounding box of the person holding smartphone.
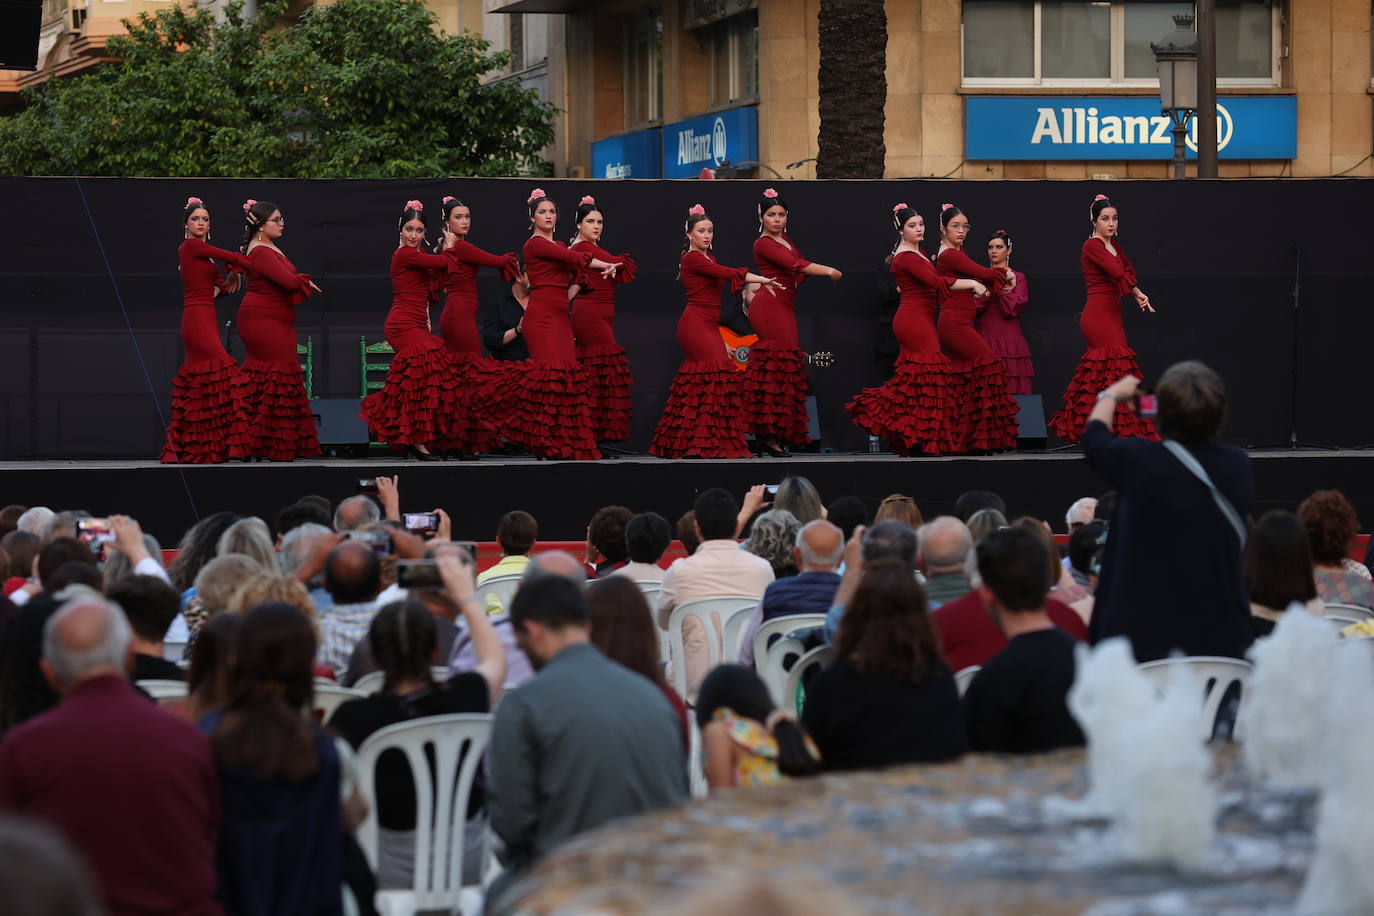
[568,195,636,444]
[161,197,252,464]
[1049,194,1159,443]
[237,199,322,460]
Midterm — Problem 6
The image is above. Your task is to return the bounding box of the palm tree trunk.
[816,0,888,179]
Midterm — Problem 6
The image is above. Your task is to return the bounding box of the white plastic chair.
[666,596,760,698]
[782,645,831,719]
[1136,656,1253,741]
[633,580,662,604]
[1324,603,1374,623]
[475,574,522,617]
[163,641,187,662]
[314,682,365,721]
[136,679,188,702]
[355,714,495,916]
[721,603,757,663]
[954,665,982,697]
[352,667,451,696]
[753,614,827,703]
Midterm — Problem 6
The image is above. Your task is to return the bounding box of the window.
[509,13,524,73]
[625,11,663,127]
[962,0,1278,85]
[708,10,759,106]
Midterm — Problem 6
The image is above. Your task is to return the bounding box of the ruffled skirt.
[650,361,750,459]
[846,353,960,456]
[576,343,632,442]
[985,334,1035,396]
[445,352,504,453]
[1049,345,1159,442]
[472,359,600,460]
[239,359,321,461]
[360,340,465,450]
[742,342,811,445]
[949,353,1020,452]
[160,355,251,464]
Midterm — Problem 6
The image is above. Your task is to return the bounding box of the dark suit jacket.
[480,295,530,361]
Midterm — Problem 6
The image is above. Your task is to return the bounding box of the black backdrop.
[1,176,1371,459]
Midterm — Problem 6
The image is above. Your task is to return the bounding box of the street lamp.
[1151,13,1199,180]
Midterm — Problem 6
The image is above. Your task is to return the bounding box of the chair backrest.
[1324,603,1374,622]
[475,574,523,618]
[359,336,394,397]
[354,714,493,908]
[753,614,827,703]
[721,603,757,663]
[666,596,761,698]
[1324,610,1367,629]
[352,667,451,697]
[163,641,187,662]
[954,665,981,697]
[313,682,365,720]
[782,645,832,719]
[295,336,314,399]
[1136,656,1253,741]
[136,679,189,701]
[633,580,662,603]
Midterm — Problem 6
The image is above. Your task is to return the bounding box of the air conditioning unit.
[65,0,87,33]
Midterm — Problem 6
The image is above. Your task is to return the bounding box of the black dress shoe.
[406,445,440,462]
[757,438,790,458]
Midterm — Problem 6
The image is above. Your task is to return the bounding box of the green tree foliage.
[0,0,556,177]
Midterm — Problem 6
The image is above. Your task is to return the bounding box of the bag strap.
[1162,439,1246,548]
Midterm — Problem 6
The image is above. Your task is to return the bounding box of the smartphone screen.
[765,485,780,496]
[404,512,439,536]
[357,478,378,494]
[347,530,391,555]
[1137,394,1158,418]
[77,518,115,545]
[396,560,444,591]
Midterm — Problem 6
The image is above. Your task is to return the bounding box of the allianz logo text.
[1030,104,1234,152]
[676,117,730,166]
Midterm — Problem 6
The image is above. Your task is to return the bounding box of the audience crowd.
[0,360,1369,915]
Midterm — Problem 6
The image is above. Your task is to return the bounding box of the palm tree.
[816,0,887,178]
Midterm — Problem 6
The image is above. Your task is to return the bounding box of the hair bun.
[526,188,546,204]
[403,199,423,211]
[892,202,908,213]
[442,196,455,204]
[185,197,203,208]
[941,203,954,211]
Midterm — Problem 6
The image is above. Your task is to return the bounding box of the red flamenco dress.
[846,250,961,456]
[475,236,599,460]
[570,240,636,441]
[359,246,471,451]
[935,247,1020,452]
[975,268,1035,395]
[1048,238,1158,442]
[743,235,814,447]
[650,251,752,459]
[236,246,321,461]
[160,239,253,464]
[436,241,518,453]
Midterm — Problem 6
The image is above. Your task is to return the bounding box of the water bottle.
[868,435,880,454]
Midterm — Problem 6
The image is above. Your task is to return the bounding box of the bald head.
[42,599,132,693]
[522,550,587,584]
[796,520,843,571]
[325,540,383,604]
[920,516,972,573]
[334,496,380,532]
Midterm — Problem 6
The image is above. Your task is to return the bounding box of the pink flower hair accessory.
[941,203,954,211]
[688,204,706,216]
[1094,194,1109,201]
[893,202,908,214]
[242,199,257,212]
[185,197,203,209]
[442,196,455,204]
[763,188,778,199]
[526,188,546,204]
[579,195,596,205]
[404,200,423,211]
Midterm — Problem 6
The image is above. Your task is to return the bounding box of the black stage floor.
[2,449,1370,545]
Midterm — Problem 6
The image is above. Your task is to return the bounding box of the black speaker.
[0,0,43,71]
[312,398,369,445]
[1014,394,1047,449]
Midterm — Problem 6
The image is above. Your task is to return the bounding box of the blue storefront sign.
[965,96,1297,160]
[662,105,758,178]
[591,128,662,179]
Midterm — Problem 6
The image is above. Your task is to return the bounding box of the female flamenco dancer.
[847,204,987,456]
[744,187,843,457]
[481,189,621,461]
[650,204,785,460]
[237,199,321,461]
[977,229,1035,396]
[568,195,636,443]
[1049,194,1158,442]
[933,203,1020,452]
[359,200,473,460]
[161,197,252,464]
[435,195,519,455]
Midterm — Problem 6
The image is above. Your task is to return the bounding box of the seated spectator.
[0,595,219,914]
[317,540,387,675]
[696,664,820,791]
[227,574,316,621]
[273,498,332,544]
[1065,497,1097,533]
[477,510,537,616]
[165,512,240,647]
[583,505,633,578]
[587,576,689,742]
[954,490,1005,523]
[181,612,240,722]
[488,575,688,909]
[773,477,825,526]
[344,586,459,687]
[804,561,967,771]
[1298,489,1374,610]
[0,504,26,539]
[826,496,871,542]
[189,554,261,639]
[614,512,672,582]
[918,516,974,608]
[15,507,53,538]
[279,522,335,614]
[1245,510,1324,637]
[658,489,774,698]
[216,517,276,571]
[107,575,184,681]
[2,530,38,596]
[1066,521,1107,623]
[8,537,98,607]
[203,602,361,914]
[966,508,1007,544]
[740,520,843,667]
[824,520,918,641]
[874,493,922,528]
[962,528,1087,754]
[675,510,701,558]
[334,495,381,532]
[745,509,802,580]
[331,548,505,888]
[1014,517,1091,606]
[40,511,89,543]
[101,532,163,588]
[0,815,103,916]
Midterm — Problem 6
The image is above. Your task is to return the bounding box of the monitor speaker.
[312,398,369,448]
[1014,394,1047,449]
[0,0,43,70]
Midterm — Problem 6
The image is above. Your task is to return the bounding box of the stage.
[6,448,1370,545]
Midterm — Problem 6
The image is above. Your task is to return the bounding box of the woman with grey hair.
[215,517,275,570]
[101,533,163,587]
[772,477,824,526]
[965,508,1007,544]
[745,509,802,579]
